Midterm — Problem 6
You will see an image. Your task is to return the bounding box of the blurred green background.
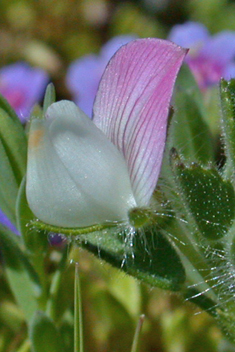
[1,0,235,351]
[2,0,235,100]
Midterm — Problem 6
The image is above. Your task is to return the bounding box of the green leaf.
[29,311,64,352]
[220,79,235,174]
[169,65,214,164]
[32,218,186,291]
[16,177,48,253]
[0,98,27,221]
[171,150,235,240]
[43,83,56,114]
[81,224,186,291]
[46,248,70,322]
[183,288,217,317]
[0,105,27,182]
[107,270,142,319]
[0,188,16,226]
[0,138,19,223]
[0,224,41,322]
[0,93,21,122]
[176,64,202,96]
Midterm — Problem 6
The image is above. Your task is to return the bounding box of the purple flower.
[26,39,186,228]
[0,62,49,122]
[0,63,48,234]
[0,208,19,234]
[66,35,137,118]
[168,21,235,89]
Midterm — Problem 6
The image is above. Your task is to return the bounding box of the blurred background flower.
[0,208,18,234]
[66,35,137,117]
[168,21,235,89]
[0,62,48,122]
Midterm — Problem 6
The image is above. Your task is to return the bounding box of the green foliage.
[170,64,214,164]
[0,96,27,225]
[171,151,235,240]
[74,264,84,352]
[33,219,186,292]
[0,95,27,180]
[43,83,56,115]
[130,314,145,352]
[16,177,48,254]
[0,224,41,322]
[29,311,64,352]
[220,79,235,177]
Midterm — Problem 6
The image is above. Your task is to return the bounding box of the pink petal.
[93,38,186,206]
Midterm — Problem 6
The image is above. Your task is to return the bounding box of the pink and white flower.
[26,39,186,228]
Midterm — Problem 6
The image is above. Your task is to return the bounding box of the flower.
[0,209,19,234]
[168,21,235,89]
[0,62,49,122]
[26,38,186,228]
[66,35,137,117]
[0,62,48,233]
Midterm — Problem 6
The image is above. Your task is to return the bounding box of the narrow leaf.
[0,138,19,222]
[0,101,27,222]
[46,247,69,322]
[16,177,48,253]
[43,83,56,114]
[169,64,214,164]
[0,188,16,226]
[183,288,217,317]
[220,79,235,173]
[130,315,145,352]
[0,224,41,322]
[170,93,214,163]
[0,93,22,124]
[0,106,27,182]
[74,263,84,352]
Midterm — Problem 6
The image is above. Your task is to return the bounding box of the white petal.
[26,101,136,228]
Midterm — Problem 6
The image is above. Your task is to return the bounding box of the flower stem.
[74,262,84,352]
[130,314,145,352]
